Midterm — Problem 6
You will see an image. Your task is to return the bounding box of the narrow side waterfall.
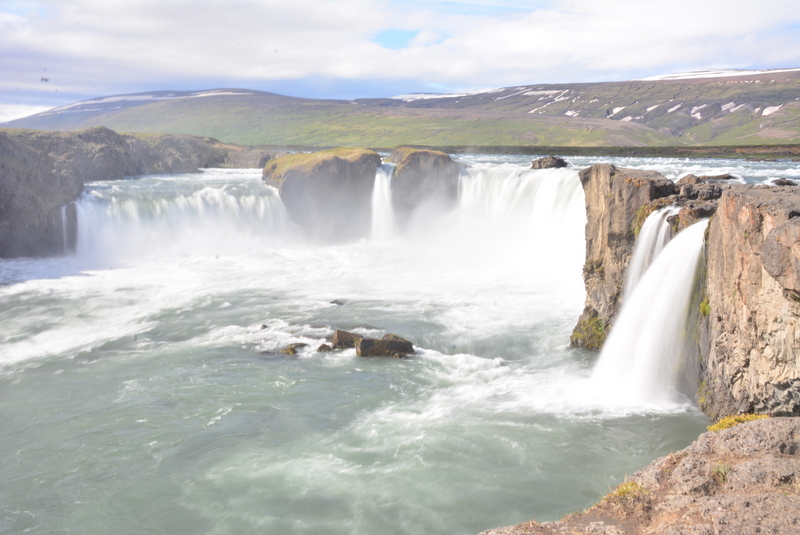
[61,204,69,254]
[371,166,395,241]
[624,206,679,298]
[591,220,708,406]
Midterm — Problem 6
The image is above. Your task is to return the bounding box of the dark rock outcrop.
[0,127,234,257]
[263,148,381,241]
[331,329,363,349]
[480,417,800,535]
[389,147,460,223]
[570,164,677,349]
[530,156,568,170]
[356,335,414,357]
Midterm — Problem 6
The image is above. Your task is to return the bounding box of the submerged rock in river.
[356,336,414,357]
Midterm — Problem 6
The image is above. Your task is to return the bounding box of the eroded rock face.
[570,164,676,349]
[700,186,800,418]
[0,127,231,257]
[263,148,381,241]
[530,155,568,170]
[479,417,800,535]
[389,147,460,224]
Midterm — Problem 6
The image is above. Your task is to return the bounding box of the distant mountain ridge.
[5,69,800,147]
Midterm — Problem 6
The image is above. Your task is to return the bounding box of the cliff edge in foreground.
[480,417,800,535]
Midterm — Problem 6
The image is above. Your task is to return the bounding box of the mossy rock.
[570,311,607,351]
[263,147,380,187]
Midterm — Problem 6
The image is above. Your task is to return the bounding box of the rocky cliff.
[388,147,460,224]
[570,164,676,350]
[262,148,382,241]
[480,417,800,535]
[571,164,800,417]
[700,186,800,418]
[0,127,249,257]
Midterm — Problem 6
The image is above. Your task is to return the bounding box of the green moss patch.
[570,313,607,351]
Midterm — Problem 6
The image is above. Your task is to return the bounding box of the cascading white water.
[591,220,709,406]
[61,204,69,254]
[371,166,396,241]
[624,206,679,298]
[457,166,586,273]
[75,174,287,259]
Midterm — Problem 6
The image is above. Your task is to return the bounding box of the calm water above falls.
[2,155,790,534]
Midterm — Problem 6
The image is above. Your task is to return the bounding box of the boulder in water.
[389,147,460,223]
[317,343,332,352]
[278,343,308,355]
[332,329,363,349]
[262,148,381,242]
[356,337,414,357]
[530,155,568,170]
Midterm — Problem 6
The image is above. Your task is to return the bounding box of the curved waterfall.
[76,174,287,259]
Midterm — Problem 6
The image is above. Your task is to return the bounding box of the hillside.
[5,69,800,147]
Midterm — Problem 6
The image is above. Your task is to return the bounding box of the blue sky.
[2,0,800,121]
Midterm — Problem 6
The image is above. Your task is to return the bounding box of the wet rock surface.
[356,335,414,357]
[479,418,800,535]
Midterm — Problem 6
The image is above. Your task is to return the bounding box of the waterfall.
[591,220,708,406]
[61,204,69,254]
[371,167,396,241]
[624,206,679,298]
[76,180,287,259]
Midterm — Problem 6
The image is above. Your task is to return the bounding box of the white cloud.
[1,0,800,103]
